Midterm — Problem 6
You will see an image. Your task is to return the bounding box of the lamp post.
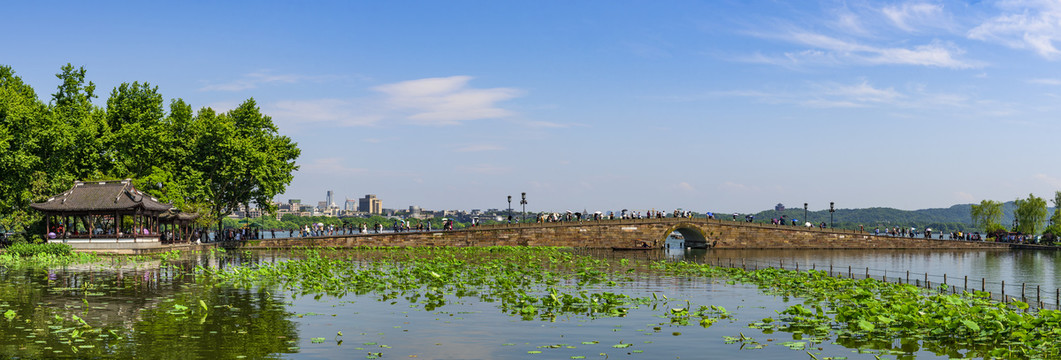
[804,203,808,226]
[829,202,835,228]
[507,196,513,224]
[520,192,527,223]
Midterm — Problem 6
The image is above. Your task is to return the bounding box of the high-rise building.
[344,198,357,211]
[358,194,382,214]
[326,191,334,208]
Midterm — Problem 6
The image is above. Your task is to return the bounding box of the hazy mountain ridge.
[741,202,1041,232]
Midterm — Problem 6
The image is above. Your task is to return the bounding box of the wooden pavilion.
[30,179,178,244]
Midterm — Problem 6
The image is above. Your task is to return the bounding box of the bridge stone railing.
[244,218,1010,250]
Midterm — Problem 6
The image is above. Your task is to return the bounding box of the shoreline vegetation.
[0,246,1056,358]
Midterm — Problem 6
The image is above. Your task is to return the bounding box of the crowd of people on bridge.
[533,209,699,223]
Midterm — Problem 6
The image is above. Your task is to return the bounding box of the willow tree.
[970,200,1004,233]
[1014,193,1047,234]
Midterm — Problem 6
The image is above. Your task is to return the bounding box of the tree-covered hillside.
[739,202,1035,233]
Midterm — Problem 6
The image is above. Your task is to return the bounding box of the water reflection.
[653,237,1061,308]
[0,254,299,358]
[4,246,1060,358]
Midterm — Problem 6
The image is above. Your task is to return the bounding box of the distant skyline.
[6,1,1061,213]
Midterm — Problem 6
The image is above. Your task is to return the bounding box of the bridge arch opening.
[663,224,709,248]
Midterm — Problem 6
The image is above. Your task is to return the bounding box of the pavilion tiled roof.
[30,179,173,214]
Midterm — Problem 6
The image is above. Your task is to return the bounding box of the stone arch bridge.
[248,218,1007,250]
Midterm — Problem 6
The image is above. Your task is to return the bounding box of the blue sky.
[4,0,1061,214]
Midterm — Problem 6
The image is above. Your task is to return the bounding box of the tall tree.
[1052,191,1061,226]
[106,81,165,178]
[47,64,109,185]
[1014,193,1048,234]
[970,200,1004,232]
[0,65,48,231]
[194,99,299,232]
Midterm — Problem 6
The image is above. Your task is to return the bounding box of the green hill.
[735,202,1034,233]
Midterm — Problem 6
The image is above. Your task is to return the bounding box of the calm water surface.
[4,246,1059,359]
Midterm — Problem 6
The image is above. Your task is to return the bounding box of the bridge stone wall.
[245,218,1009,250]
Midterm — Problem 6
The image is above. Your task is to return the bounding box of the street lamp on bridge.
[507,195,513,224]
[829,202,835,228]
[804,203,808,226]
[520,192,527,223]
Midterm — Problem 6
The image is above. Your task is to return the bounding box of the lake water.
[2,246,1057,359]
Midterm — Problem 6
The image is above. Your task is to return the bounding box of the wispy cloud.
[454,144,504,153]
[373,76,522,125]
[882,3,946,32]
[266,75,523,128]
[1029,78,1061,85]
[969,1,1061,59]
[200,72,332,92]
[773,31,978,68]
[675,182,695,192]
[719,181,756,192]
[457,163,511,175]
[1034,173,1061,189]
[741,2,974,69]
[718,80,942,109]
[268,99,382,127]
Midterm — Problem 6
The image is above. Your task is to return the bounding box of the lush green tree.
[105,81,165,178]
[1014,193,1048,234]
[0,64,302,235]
[0,66,48,232]
[1043,192,1061,242]
[195,99,300,233]
[970,200,1005,234]
[49,64,110,183]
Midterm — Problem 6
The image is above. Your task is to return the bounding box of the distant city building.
[317,201,327,210]
[288,199,301,205]
[359,194,382,214]
[344,198,357,211]
[326,190,335,208]
[775,203,785,212]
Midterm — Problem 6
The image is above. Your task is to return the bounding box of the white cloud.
[882,3,945,32]
[969,1,1061,59]
[457,164,511,175]
[200,72,326,92]
[373,76,522,125]
[454,144,504,153]
[1035,173,1061,188]
[1029,78,1061,85]
[778,31,978,68]
[268,99,382,127]
[720,181,756,192]
[831,10,868,36]
[676,182,695,192]
[954,192,976,203]
[717,80,964,109]
[265,75,523,128]
[816,81,904,103]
